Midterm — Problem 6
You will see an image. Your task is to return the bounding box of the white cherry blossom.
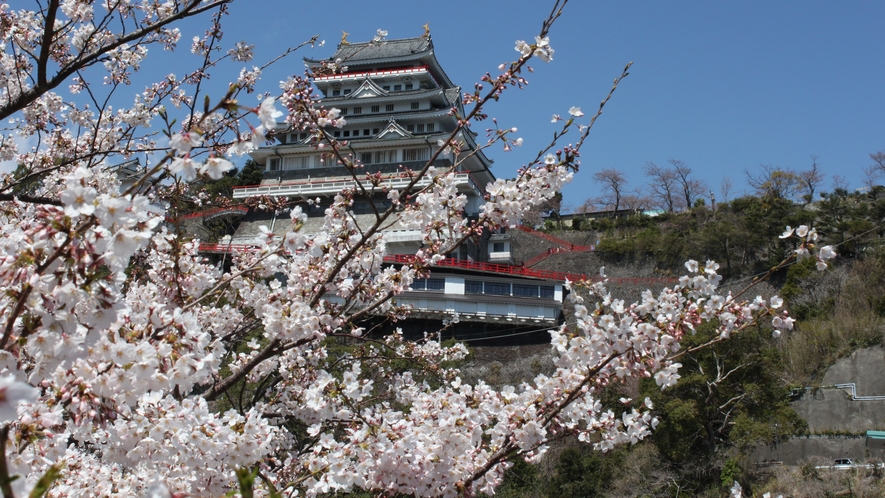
[200,156,235,180]
[0,3,834,496]
[0,376,37,423]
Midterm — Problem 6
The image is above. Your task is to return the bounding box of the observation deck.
[232,172,483,199]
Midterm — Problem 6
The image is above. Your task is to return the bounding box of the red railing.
[383,254,588,282]
[232,171,476,194]
[524,247,570,267]
[599,277,679,286]
[516,225,595,251]
[314,65,430,81]
[170,205,248,222]
[198,243,259,253]
[194,246,679,285]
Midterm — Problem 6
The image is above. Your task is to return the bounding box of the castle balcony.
[313,66,435,86]
[487,251,514,265]
[232,172,484,199]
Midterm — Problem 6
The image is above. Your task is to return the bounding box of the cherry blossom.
[170,132,202,155]
[60,183,98,218]
[168,157,198,181]
[228,41,255,62]
[0,2,831,496]
[0,376,37,424]
[256,97,283,129]
[200,156,235,180]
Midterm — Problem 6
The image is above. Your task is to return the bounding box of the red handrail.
[516,225,594,251]
[193,245,678,286]
[383,254,588,282]
[524,247,567,267]
[175,205,248,220]
[523,244,597,268]
[314,65,430,81]
[197,243,259,253]
[232,170,476,192]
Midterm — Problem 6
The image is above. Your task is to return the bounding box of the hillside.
[483,190,885,496]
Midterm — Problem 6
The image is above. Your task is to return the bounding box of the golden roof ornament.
[340,31,350,45]
[421,23,430,38]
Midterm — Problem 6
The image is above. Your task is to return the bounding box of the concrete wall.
[751,347,885,464]
[822,347,885,395]
[752,436,875,465]
[792,389,885,433]
[793,347,885,433]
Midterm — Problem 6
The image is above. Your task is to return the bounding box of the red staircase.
[516,225,595,251]
[170,205,248,222]
[516,225,595,267]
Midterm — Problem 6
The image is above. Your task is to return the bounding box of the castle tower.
[224,33,572,343]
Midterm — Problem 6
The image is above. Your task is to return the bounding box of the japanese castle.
[214,30,579,343]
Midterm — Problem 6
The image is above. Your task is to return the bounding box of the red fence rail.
[197,243,258,253]
[170,205,249,222]
[516,225,595,252]
[524,247,570,267]
[383,254,588,282]
[194,245,678,286]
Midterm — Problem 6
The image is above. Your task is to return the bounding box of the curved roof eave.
[305,51,456,89]
[460,131,494,169]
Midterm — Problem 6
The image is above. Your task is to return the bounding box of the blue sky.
[32,1,885,209]
[218,0,883,209]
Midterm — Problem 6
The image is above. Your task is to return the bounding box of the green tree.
[640,321,806,490]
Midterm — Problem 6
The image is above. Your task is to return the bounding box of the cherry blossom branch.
[1,0,233,121]
[36,0,61,88]
[0,426,11,498]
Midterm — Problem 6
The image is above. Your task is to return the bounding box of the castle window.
[374,150,397,163]
[426,123,435,132]
[353,106,362,114]
[333,131,340,138]
[386,104,395,112]
[382,85,390,91]
[411,278,445,291]
[416,124,425,133]
[343,130,350,137]
[363,129,371,136]
[360,152,372,164]
[513,284,538,298]
[371,105,380,113]
[406,124,415,132]
[332,90,340,96]
[410,102,420,110]
[340,108,347,115]
[288,156,312,170]
[403,148,429,161]
[405,83,413,90]
[372,128,380,134]
[485,282,511,296]
[343,88,351,94]
[393,84,402,91]
[268,158,280,171]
